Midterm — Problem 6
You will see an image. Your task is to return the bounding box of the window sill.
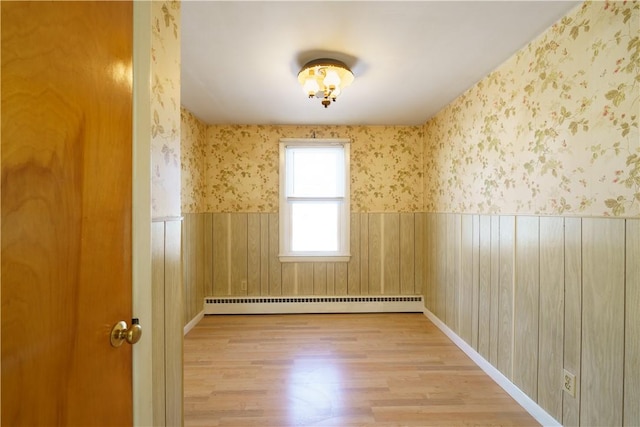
[279,255,351,263]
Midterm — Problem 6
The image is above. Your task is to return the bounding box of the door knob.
[110,318,142,347]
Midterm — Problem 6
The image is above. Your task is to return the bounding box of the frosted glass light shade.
[297,58,354,107]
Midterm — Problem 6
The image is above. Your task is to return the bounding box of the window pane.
[291,202,339,252]
[288,147,343,197]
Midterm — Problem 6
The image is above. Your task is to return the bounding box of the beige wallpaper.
[181,125,424,213]
[424,1,639,217]
[181,109,207,213]
[151,1,181,219]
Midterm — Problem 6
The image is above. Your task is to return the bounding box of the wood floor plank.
[184,314,539,427]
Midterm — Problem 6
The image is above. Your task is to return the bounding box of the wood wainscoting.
[152,218,184,426]
[182,212,427,325]
[423,214,639,427]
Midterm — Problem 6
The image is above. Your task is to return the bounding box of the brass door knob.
[110,318,142,347]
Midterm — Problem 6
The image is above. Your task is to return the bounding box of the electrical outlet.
[563,369,576,397]
[241,280,247,291]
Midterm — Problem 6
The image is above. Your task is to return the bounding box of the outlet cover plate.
[563,369,576,397]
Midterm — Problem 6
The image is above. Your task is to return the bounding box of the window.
[279,138,350,262]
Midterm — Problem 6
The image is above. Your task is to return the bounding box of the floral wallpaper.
[151,0,181,219]
[180,108,206,213]
[180,125,424,213]
[424,0,639,217]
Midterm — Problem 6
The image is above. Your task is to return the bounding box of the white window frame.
[279,138,350,262]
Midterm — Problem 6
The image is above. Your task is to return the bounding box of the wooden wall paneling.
[326,263,336,294]
[179,215,187,322]
[425,213,435,310]
[400,213,415,295]
[428,214,437,313]
[360,213,369,294]
[471,215,480,350]
[489,216,500,365]
[384,213,400,295]
[436,214,447,319]
[260,214,270,295]
[498,216,515,379]
[230,213,248,295]
[268,213,281,295]
[194,214,205,317]
[281,263,296,295]
[368,213,382,294]
[422,214,430,308]
[164,220,184,427]
[562,217,582,426]
[478,215,491,359]
[348,213,361,295]
[445,214,456,328]
[314,263,327,295]
[151,222,166,425]
[298,263,314,295]
[581,218,625,426]
[212,213,229,295]
[513,216,540,398]
[537,216,564,421]
[247,213,261,296]
[414,213,426,295]
[459,215,474,345]
[185,214,197,321]
[447,214,462,333]
[335,263,348,295]
[203,213,214,296]
[453,214,462,334]
[625,219,640,426]
[180,216,191,323]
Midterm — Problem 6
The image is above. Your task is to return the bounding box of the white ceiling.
[181,1,580,126]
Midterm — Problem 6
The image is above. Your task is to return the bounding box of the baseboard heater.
[204,295,424,315]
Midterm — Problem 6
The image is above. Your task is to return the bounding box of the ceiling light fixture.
[297,58,354,108]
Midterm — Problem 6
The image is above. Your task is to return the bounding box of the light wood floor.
[184,313,539,427]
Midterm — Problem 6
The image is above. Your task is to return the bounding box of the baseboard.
[184,310,204,336]
[422,308,561,427]
[204,295,423,314]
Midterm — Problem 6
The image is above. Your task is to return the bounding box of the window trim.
[279,138,351,262]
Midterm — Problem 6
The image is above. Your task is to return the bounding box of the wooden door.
[1,2,134,425]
